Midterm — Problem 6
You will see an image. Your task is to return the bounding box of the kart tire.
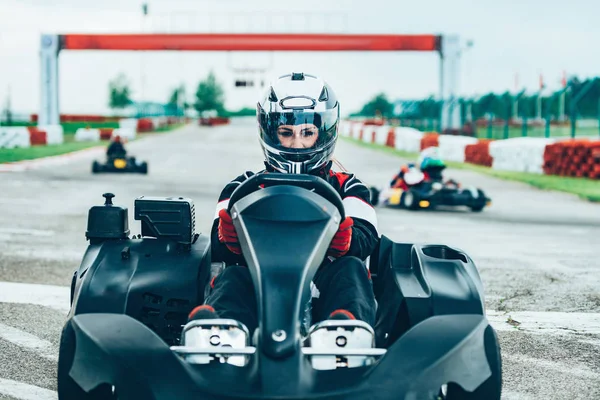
[402,190,419,210]
[470,204,485,212]
[445,326,502,400]
[140,162,148,175]
[91,161,100,174]
[57,321,115,400]
[369,187,380,206]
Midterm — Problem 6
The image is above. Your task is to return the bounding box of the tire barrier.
[420,132,439,150]
[438,135,479,163]
[339,120,600,180]
[394,127,423,153]
[75,128,101,142]
[0,127,31,148]
[489,137,555,174]
[465,140,494,167]
[38,124,64,144]
[543,139,600,179]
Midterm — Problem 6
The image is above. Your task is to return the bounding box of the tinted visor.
[259,109,339,153]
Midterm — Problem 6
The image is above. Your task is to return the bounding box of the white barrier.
[74,128,100,142]
[119,118,138,131]
[361,125,377,144]
[37,125,64,144]
[112,128,136,140]
[340,120,352,137]
[350,123,362,139]
[374,126,391,146]
[438,135,479,163]
[489,137,555,174]
[0,127,31,148]
[394,127,423,153]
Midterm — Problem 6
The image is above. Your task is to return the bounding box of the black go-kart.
[370,167,491,212]
[58,175,502,400]
[92,154,148,174]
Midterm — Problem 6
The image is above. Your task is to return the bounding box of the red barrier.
[385,127,396,148]
[465,140,493,167]
[29,129,47,145]
[420,132,439,150]
[199,117,230,126]
[137,118,154,132]
[99,128,114,140]
[543,139,600,179]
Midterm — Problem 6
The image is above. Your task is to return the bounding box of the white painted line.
[0,378,57,400]
[0,323,57,362]
[487,310,600,335]
[0,228,55,237]
[0,282,70,314]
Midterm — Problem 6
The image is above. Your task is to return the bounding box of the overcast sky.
[0,0,598,116]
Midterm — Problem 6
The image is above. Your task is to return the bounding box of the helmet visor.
[259,109,339,154]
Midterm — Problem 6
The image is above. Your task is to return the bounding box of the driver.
[106,135,126,157]
[417,147,446,181]
[188,73,378,335]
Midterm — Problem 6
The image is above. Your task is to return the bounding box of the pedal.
[174,319,253,367]
[303,320,385,370]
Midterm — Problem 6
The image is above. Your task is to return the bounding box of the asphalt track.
[0,122,598,399]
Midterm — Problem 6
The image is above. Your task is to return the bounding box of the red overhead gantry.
[39,33,461,128]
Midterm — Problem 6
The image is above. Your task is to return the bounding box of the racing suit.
[106,141,126,157]
[204,161,379,333]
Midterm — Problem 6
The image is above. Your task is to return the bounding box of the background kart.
[57,178,502,400]
[92,155,148,174]
[370,169,491,212]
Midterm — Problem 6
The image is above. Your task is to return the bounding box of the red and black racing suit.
[204,161,379,333]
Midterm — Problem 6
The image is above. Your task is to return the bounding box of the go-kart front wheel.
[445,326,502,400]
[57,321,116,400]
[140,162,148,175]
[91,161,100,174]
[401,190,420,210]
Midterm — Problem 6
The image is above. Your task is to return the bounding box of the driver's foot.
[328,309,356,321]
[188,305,219,321]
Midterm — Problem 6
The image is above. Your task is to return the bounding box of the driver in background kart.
[188,73,379,335]
[389,147,448,188]
[106,135,127,157]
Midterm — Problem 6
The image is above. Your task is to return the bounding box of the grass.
[341,136,600,202]
[0,122,187,164]
[0,142,101,163]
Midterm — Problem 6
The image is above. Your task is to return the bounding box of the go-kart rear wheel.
[140,162,148,175]
[369,187,380,206]
[470,204,485,212]
[445,326,502,400]
[58,321,116,400]
[91,161,100,174]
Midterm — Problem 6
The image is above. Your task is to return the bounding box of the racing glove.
[217,208,242,255]
[327,217,353,258]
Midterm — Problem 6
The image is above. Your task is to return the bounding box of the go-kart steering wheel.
[227,173,346,220]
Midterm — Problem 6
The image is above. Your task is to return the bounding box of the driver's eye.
[302,130,316,137]
[278,130,293,137]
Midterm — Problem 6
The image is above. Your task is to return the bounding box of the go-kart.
[92,154,148,174]
[370,167,491,212]
[57,175,502,400]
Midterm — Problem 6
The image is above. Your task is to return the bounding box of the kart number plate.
[389,189,403,205]
[114,159,127,169]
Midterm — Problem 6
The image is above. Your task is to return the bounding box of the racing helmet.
[257,72,340,174]
[418,147,445,170]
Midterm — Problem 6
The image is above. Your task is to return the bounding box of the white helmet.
[257,72,340,174]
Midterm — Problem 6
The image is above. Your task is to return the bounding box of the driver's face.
[276,124,319,149]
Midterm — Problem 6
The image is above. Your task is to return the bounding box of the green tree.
[357,93,393,117]
[168,84,186,108]
[108,73,133,110]
[194,71,225,114]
